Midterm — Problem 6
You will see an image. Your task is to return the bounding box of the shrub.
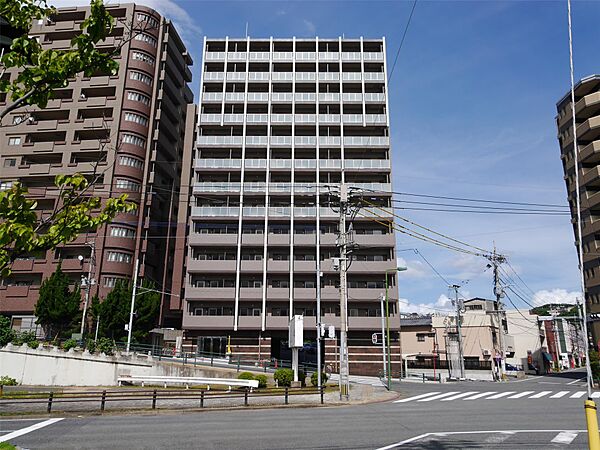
[62,338,77,351]
[274,368,293,387]
[0,376,18,386]
[85,339,96,354]
[591,350,600,381]
[255,374,268,388]
[311,371,328,387]
[27,340,39,349]
[238,372,255,381]
[11,331,37,346]
[96,337,114,355]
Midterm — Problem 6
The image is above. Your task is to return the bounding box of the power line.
[389,198,568,214]
[412,249,451,286]
[388,0,418,82]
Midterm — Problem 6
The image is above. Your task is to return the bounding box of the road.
[2,369,595,449]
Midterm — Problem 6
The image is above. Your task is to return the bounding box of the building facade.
[0,4,194,331]
[183,37,399,375]
[556,75,600,347]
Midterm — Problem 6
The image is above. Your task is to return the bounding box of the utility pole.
[491,245,506,380]
[126,258,140,354]
[450,284,465,379]
[338,184,350,400]
[79,242,96,337]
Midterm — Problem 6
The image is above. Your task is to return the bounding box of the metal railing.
[0,386,325,413]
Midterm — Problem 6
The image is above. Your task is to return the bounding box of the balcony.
[246,114,268,123]
[342,72,362,81]
[227,52,247,61]
[295,136,317,146]
[344,136,389,147]
[295,52,316,61]
[239,287,262,299]
[201,92,223,102]
[243,206,266,217]
[203,72,224,81]
[271,114,293,123]
[294,159,317,169]
[240,260,263,272]
[195,158,242,169]
[270,136,292,146]
[294,261,317,272]
[294,93,316,102]
[272,72,293,81]
[578,116,600,143]
[318,52,339,61]
[204,51,225,61]
[226,72,246,81]
[342,114,363,124]
[294,114,316,123]
[199,114,221,124]
[243,182,266,193]
[223,114,244,123]
[348,260,397,273]
[185,286,235,301]
[187,259,236,272]
[272,52,293,61]
[271,93,293,103]
[364,93,385,103]
[248,72,270,81]
[341,52,362,61]
[295,72,316,81]
[269,207,291,217]
[319,136,341,146]
[270,159,292,169]
[244,159,267,169]
[247,92,269,102]
[267,261,290,273]
[225,92,245,102]
[342,93,362,103]
[365,114,387,124]
[191,206,240,217]
[363,52,384,61]
[249,52,269,61]
[319,160,342,169]
[318,93,340,102]
[182,314,234,329]
[294,183,317,194]
[344,159,391,170]
[270,182,292,193]
[294,288,317,300]
[246,136,268,146]
[188,233,238,246]
[318,73,340,81]
[580,141,600,165]
[319,114,341,124]
[294,207,317,217]
[363,72,385,81]
[193,182,240,193]
[197,136,243,146]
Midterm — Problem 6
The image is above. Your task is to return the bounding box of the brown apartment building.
[557,75,600,347]
[0,3,194,332]
[182,37,400,375]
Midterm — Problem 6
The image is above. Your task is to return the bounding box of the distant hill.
[531,303,580,317]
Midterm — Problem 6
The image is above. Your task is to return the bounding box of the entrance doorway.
[196,336,227,357]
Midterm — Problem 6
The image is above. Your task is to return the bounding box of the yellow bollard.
[585,399,600,450]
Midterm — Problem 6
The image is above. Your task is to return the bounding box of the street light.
[385,266,407,391]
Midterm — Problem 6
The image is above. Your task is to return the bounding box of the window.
[134,32,157,47]
[417,334,426,342]
[110,226,136,238]
[115,179,141,192]
[103,276,124,288]
[124,112,148,126]
[8,137,21,146]
[12,116,24,125]
[136,13,159,29]
[107,251,132,263]
[132,51,155,66]
[127,91,151,105]
[121,133,146,148]
[119,155,144,169]
[0,181,13,191]
[3,159,16,168]
[129,70,153,85]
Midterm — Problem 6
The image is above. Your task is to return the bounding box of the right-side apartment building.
[182,37,400,375]
[557,75,600,346]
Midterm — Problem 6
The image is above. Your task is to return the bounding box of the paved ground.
[2,369,595,449]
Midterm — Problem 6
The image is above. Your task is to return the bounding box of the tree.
[34,263,81,339]
[98,280,159,343]
[0,0,118,122]
[0,175,133,277]
[0,315,14,346]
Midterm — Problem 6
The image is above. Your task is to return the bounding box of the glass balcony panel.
[195,158,242,169]
[318,114,340,123]
[318,52,339,60]
[295,52,316,60]
[295,136,317,146]
[319,136,341,146]
[318,93,340,102]
[249,52,270,61]
[248,72,270,81]
[199,114,221,124]
[243,206,266,216]
[318,73,340,81]
[342,93,363,102]
[201,92,223,102]
[203,72,224,81]
[227,52,247,60]
[294,207,317,217]
[223,114,244,123]
[270,136,292,145]
[192,206,239,217]
[343,136,389,146]
[272,72,293,81]
[225,92,245,102]
[344,159,390,169]
[294,114,316,123]
[363,72,385,81]
[270,182,292,192]
[294,159,317,169]
[342,114,363,124]
[246,114,268,123]
[271,93,293,102]
[226,72,246,81]
[243,182,266,192]
[295,72,316,81]
[273,52,293,60]
[364,93,385,102]
[363,52,384,61]
[270,206,291,217]
[365,114,387,124]
[341,52,362,61]
[270,159,292,169]
[342,72,361,81]
[244,159,267,168]
[194,182,241,192]
[197,136,243,145]
[271,114,293,123]
[247,92,269,102]
[319,159,341,169]
[245,136,268,145]
[204,52,225,61]
[294,93,316,102]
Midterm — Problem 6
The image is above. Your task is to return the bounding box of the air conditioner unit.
[482,349,491,356]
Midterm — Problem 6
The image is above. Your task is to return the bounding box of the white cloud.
[51,0,202,43]
[303,19,316,35]
[397,257,428,279]
[400,295,453,316]
[532,288,581,306]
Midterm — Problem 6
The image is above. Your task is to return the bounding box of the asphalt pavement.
[3,368,595,449]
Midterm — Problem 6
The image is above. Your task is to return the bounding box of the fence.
[0,386,325,413]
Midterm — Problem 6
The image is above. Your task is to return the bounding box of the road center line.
[549,391,570,399]
[529,391,552,399]
[0,418,64,443]
[463,391,495,400]
[417,392,460,402]
[507,391,534,399]
[440,392,478,402]
[551,431,578,444]
[486,391,516,400]
[394,392,441,403]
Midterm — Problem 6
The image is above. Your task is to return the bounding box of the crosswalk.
[394,390,600,403]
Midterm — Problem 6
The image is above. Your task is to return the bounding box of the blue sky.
[57,0,600,312]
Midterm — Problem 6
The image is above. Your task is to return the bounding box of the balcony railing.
[227,52,247,60]
[248,72,270,81]
[271,114,293,123]
[197,136,243,145]
[271,136,292,145]
[295,136,317,146]
[270,159,292,168]
[365,114,387,124]
[319,160,342,169]
[342,93,362,102]
[226,72,246,81]
[341,52,362,61]
[270,206,291,217]
[294,114,316,123]
[319,136,341,146]
[195,158,242,169]
[294,93,316,102]
[318,93,340,102]
[364,72,385,81]
[204,52,225,61]
[343,136,389,146]
[193,182,240,193]
[295,52,316,60]
[273,52,293,60]
[318,73,340,81]
[271,93,293,102]
[270,182,292,193]
[342,72,362,81]
[295,207,317,217]
[244,159,267,168]
[199,114,221,123]
[318,52,339,60]
[318,114,341,123]
[225,92,245,102]
[192,206,240,217]
[295,72,316,81]
[364,93,385,102]
[272,72,293,81]
[203,72,224,81]
[249,52,270,61]
[246,114,268,123]
[344,159,390,169]
[247,92,269,102]
[223,114,244,123]
[294,159,317,169]
[363,52,384,61]
[201,92,223,102]
[243,206,266,216]
[245,136,268,146]
[342,114,363,124]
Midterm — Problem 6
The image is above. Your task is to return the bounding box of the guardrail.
[117,375,259,390]
[0,387,325,413]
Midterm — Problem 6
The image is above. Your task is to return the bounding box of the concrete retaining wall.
[0,344,243,386]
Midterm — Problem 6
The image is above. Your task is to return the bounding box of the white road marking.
[417,391,460,402]
[550,391,570,399]
[486,391,516,399]
[570,391,587,398]
[568,377,586,385]
[507,391,534,399]
[591,392,600,398]
[0,418,64,443]
[463,391,496,400]
[440,392,477,402]
[376,430,588,449]
[551,431,579,444]
[529,391,552,398]
[484,432,514,444]
[394,392,441,403]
